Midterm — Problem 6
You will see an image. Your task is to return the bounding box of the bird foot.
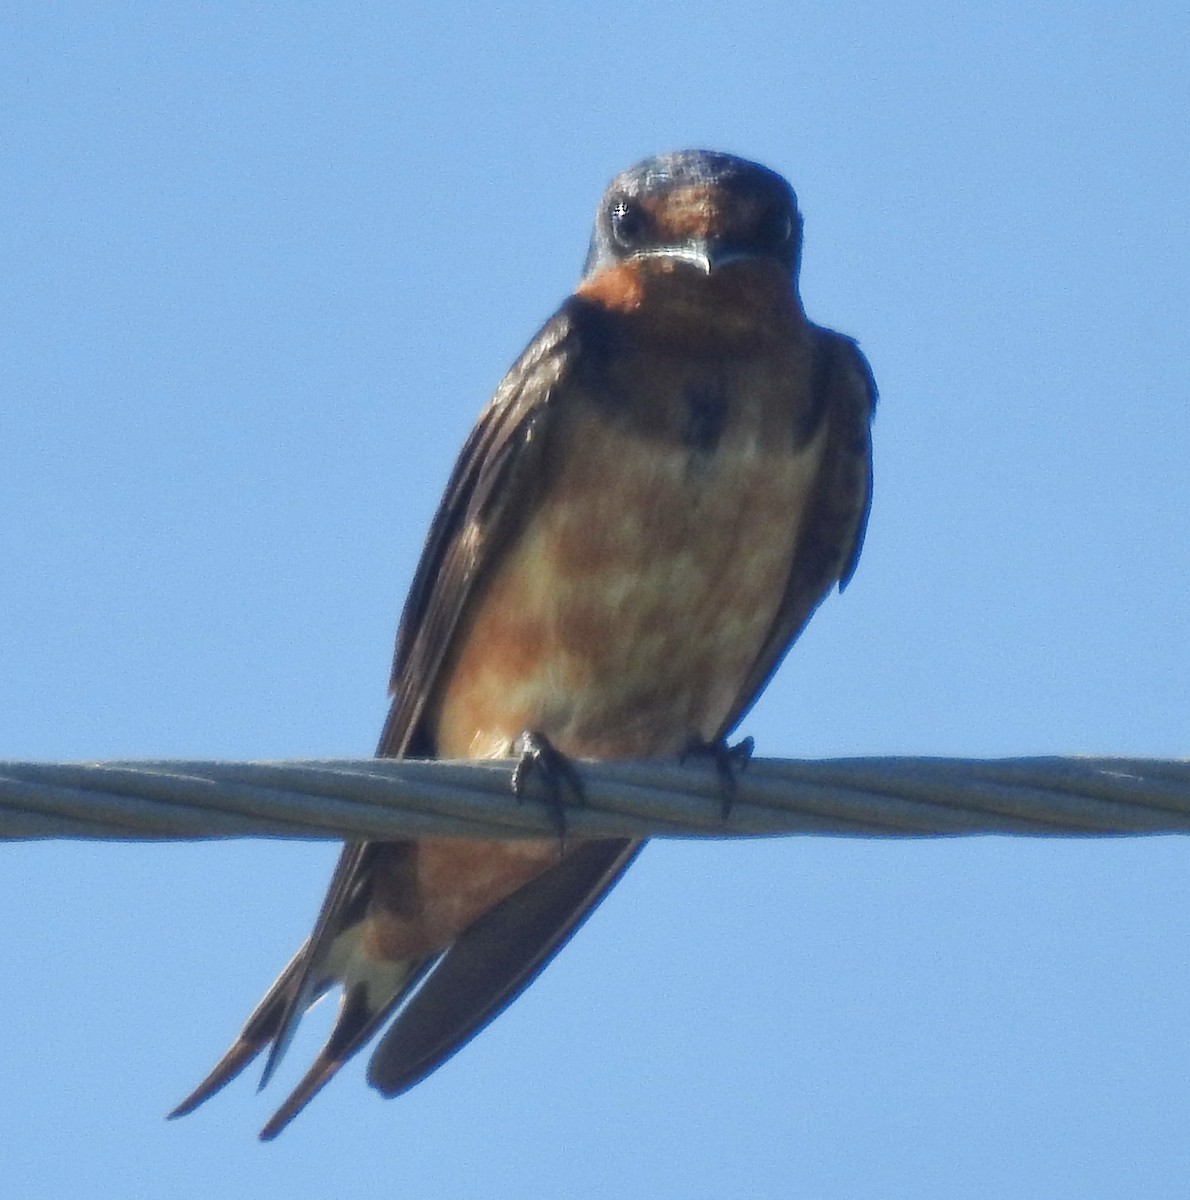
[680,734,754,819]
[511,731,586,840]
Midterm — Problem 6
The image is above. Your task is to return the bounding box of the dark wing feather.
[368,838,642,1097]
[717,328,876,739]
[265,305,592,1069]
[359,299,640,1098]
[172,304,600,1122]
[380,305,586,757]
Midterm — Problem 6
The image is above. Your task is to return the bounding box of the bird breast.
[431,357,828,761]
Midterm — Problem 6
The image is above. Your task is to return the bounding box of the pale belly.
[431,401,827,761]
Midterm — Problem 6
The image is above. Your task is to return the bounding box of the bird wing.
[172,299,636,1134]
[368,837,642,1097]
[262,300,621,1089]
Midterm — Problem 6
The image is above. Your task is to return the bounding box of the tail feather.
[258,958,432,1140]
[168,943,315,1119]
[171,922,434,1137]
[172,833,640,1135]
[254,842,378,1091]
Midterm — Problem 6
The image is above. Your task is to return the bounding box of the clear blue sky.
[2,3,1188,1196]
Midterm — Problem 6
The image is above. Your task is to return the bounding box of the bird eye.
[759,206,794,248]
[609,199,648,249]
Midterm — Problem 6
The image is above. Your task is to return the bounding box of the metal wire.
[1,755,1188,842]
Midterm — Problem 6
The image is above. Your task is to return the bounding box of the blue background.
[2,3,1188,1196]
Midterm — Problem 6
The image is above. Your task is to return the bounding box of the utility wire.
[1,755,1188,842]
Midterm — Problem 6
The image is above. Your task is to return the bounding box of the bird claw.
[511,731,586,841]
[680,734,754,819]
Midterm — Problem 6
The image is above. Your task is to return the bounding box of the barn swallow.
[170,149,876,1139]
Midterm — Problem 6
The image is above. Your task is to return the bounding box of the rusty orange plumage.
[170,150,876,1138]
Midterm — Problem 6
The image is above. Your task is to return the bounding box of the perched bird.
[170,149,876,1139]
